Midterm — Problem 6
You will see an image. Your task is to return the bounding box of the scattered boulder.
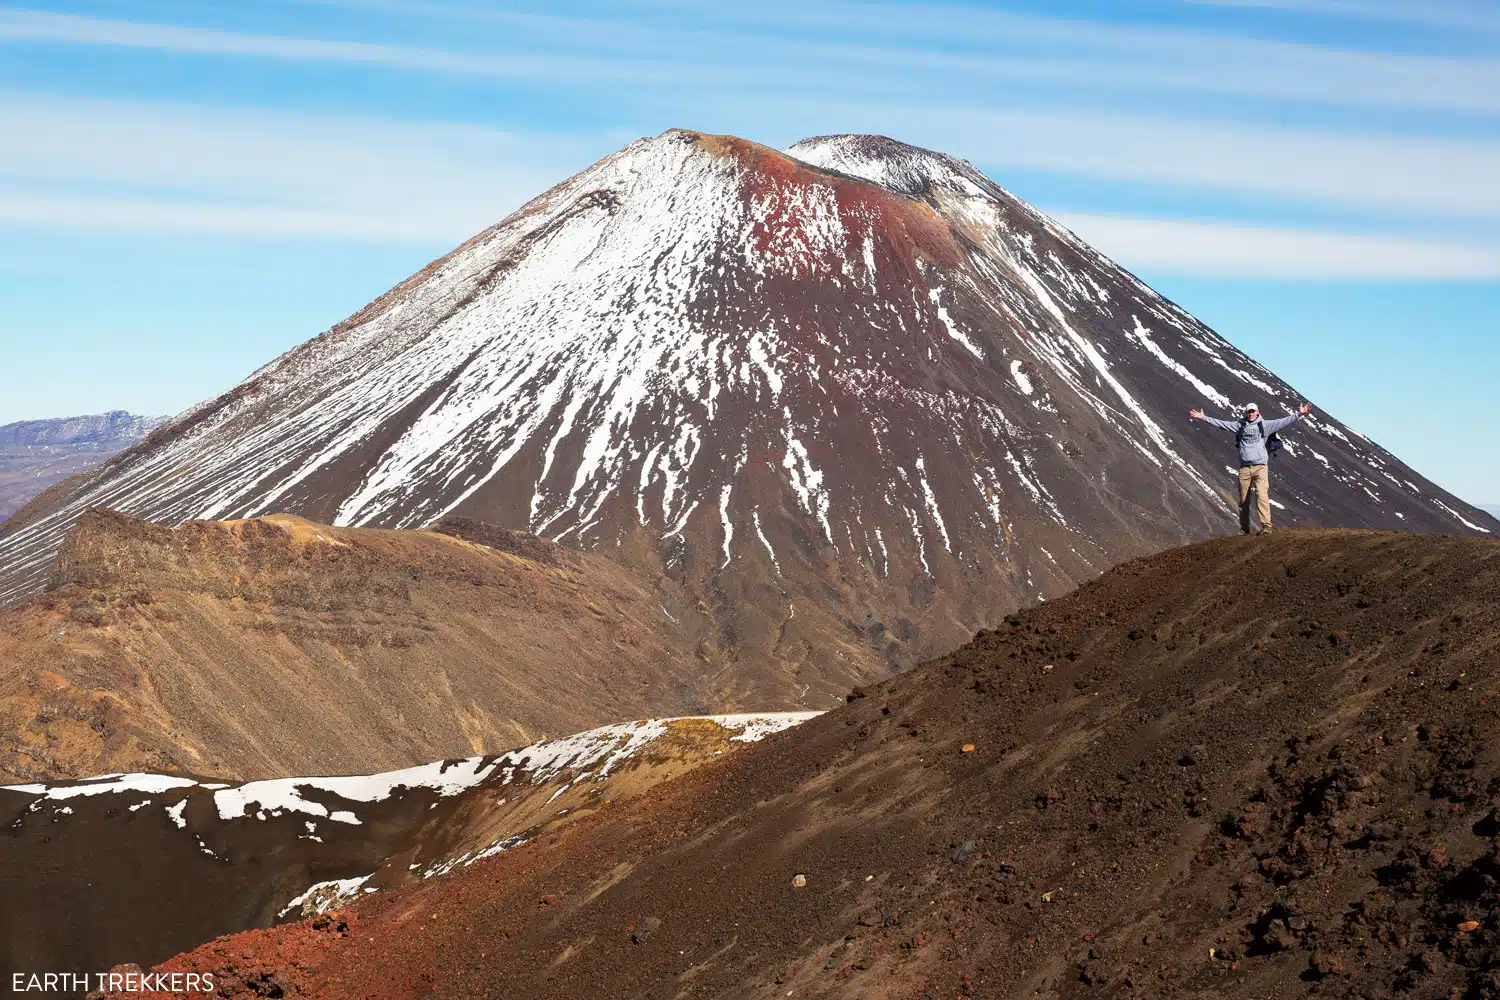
[630,916,661,946]
[69,603,103,626]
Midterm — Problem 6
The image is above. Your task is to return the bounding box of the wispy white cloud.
[0,190,451,241]
[1055,212,1500,279]
[1182,0,1500,32]
[0,94,618,241]
[0,94,1492,279]
[628,0,1500,111]
[6,5,1500,114]
[0,9,667,82]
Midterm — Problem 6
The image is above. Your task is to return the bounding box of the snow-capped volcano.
[0,129,1491,697]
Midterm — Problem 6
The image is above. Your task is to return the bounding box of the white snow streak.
[278,875,376,918]
[915,456,952,553]
[1126,315,1229,407]
[719,483,734,567]
[1009,359,1034,396]
[753,510,782,574]
[928,286,984,360]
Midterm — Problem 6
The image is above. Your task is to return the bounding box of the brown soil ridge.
[0,509,738,783]
[103,528,1500,999]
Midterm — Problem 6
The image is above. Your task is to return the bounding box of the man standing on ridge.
[1189,401,1313,535]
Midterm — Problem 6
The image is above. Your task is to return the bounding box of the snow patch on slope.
[3,773,201,800]
[1009,359,1034,396]
[1125,315,1230,408]
[928,287,984,360]
[2,714,823,825]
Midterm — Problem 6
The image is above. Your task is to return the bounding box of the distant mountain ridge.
[1483,504,1500,519]
[0,410,164,449]
[0,410,167,523]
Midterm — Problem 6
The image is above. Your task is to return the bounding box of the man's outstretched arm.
[1189,409,1240,432]
[1263,402,1314,434]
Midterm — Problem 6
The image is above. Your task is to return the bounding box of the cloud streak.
[1183,0,1500,32]
[0,94,614,240]
[635,0,1500,112]
[0,95,1493,279]
[0,9,668,82]
[1056,213,1500,279]
[5,5,1500,114]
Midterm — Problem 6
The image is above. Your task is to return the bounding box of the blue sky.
[1,0,1497,504]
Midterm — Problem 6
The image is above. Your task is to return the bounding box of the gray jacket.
[1199,411,1306,466]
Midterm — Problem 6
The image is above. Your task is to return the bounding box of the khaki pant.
[1238,464,1271,532]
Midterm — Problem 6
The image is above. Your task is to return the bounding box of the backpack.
[1237,418,1284,456]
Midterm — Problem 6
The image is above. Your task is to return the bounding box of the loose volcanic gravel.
[98,530,1500,999]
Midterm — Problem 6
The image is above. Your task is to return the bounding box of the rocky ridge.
[0,509,742,783]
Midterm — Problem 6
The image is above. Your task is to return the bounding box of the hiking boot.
[1258,525,1273,535]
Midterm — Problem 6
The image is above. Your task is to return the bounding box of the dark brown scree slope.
[106,529,1500,999]
[0,716,809,993]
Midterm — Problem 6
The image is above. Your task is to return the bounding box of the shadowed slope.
[0,714,817,988]
[106,529,1500,999]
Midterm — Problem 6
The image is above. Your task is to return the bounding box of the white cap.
[1244,403,1260,413]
